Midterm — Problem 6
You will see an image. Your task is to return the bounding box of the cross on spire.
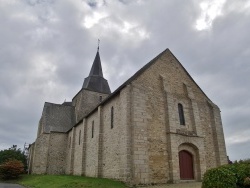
[97,39,100,52]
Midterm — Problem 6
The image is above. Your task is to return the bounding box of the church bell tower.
[73,43,111,121]
[82,43,111,94]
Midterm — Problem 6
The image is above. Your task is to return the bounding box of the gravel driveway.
[0,183,25,188]
[141,182,202,188]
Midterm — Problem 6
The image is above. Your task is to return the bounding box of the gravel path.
[0,183,25,188]
[141,182,202,188]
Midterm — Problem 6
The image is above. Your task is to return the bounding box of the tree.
[0,159,24,179]
[0,145,27,172]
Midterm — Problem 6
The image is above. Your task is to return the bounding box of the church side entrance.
[179,150,194,180]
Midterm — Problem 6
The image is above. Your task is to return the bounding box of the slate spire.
[88,49,103,77]
[82,44,111,94]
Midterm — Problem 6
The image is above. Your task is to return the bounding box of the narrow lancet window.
[178,103,185,125]
[111,106,114,129]
[92,121,94,138]
[79,130,81,145]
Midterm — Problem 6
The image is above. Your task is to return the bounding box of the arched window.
[111,106,114,129]
[99,96,102,102]
[92,121,94,138]
[178,103,185,125]
[79,130,81,145]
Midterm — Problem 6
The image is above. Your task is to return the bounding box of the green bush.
[219,163,250,187]
[202,167,237,188]
[235,163,250,186]
[0,159,24,180]
[202,162,250,188]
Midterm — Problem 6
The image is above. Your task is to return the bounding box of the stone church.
[28,47,228,185]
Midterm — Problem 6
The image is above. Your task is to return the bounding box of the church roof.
[104,48,210,103]
[73,48,212,127]
[73,49,168,127]
[82,50,111,94]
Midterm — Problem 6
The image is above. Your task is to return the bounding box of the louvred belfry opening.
[179,150,194,180]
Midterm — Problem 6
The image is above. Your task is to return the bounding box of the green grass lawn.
[1,174,128,188]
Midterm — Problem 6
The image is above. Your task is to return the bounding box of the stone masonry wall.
[28,143,35,174]
[101,93,129,180]
[129,49,227,184]
[37,118,42,137]
[73,121,85,175]
[118,86,133,183]
[65,128,75,174]
[85,111,99,177]
[198,103,217,168]
[47,132,68,174]
[101,95,120,179]
[66,87,131,181]
[32,133,50,174]
[214,108,227,165]
[130,85,151,185]
[210,104,228,165]
[72,89,109,122]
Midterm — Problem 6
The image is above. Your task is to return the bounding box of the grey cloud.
[87,1,98,8]
[227,141,250,161]
[0,0,249,161]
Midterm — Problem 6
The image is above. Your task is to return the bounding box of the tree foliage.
[0,145,27,171]
[0,159,24,179]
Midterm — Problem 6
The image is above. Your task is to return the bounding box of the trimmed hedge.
[202,162,250,188]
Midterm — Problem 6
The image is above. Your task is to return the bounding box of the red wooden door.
[179,150,194,179]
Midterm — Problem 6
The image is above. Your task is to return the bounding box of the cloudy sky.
[0,0,249,161]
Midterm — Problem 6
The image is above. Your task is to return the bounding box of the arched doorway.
[179,150,194,180]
